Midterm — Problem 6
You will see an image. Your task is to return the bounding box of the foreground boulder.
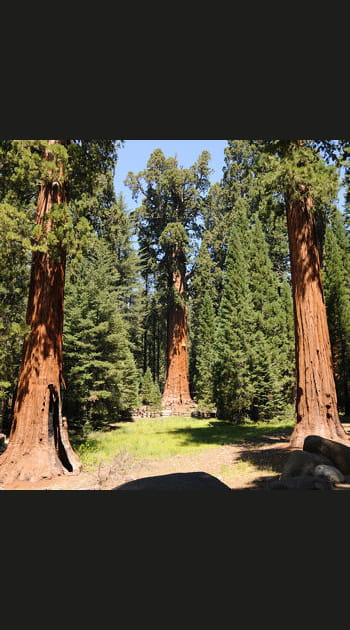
[114,471,231,491]
[267,475,333,490]
[303,435,350,475]
[281,450,333,478]
[314,464,344,483]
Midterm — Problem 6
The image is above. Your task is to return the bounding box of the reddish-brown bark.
[162,268,193,412]
[286,188,349,448]
[0,141,81,483]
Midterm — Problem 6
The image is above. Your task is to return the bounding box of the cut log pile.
[267,434,350,490]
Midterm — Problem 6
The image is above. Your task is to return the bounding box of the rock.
[303,435,350,474]
[281,449,333,478]
[314,464,344,484]
[267,475,333,490]
[113,471,231,491]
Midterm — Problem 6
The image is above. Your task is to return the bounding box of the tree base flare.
[161,398,197,416]
[289,420,350,449]
[0,443,82,484]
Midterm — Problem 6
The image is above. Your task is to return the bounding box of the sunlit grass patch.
[74,416,214,469]
[218,459,276,488]
[72,414,295,471]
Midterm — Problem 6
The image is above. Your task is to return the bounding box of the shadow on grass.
[236,446,291,489]
[171,421,293,449]
[70,435,100,452]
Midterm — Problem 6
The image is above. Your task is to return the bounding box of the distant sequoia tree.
[125,149,211,412]
[0,140,119,483]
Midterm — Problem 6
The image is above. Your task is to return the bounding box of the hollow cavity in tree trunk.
[0,141,81,483]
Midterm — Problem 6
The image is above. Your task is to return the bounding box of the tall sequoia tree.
[125,149,211,411]
[159,222,192,408]
[0,139,119,483]
[262,140,348,447]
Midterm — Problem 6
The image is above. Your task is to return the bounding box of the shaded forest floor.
[2,419,350,491]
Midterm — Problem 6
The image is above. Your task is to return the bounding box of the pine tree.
[142,295,166,386]
[323,209,350,414]
[222,140,290,280]
[340,141,350,236]
[213,210,255,421]
[275,280,296,403]
[188,141,295,424]
[224,141,294,408]
[192,292,215,407]
[140,367,162,408]
[202,182,230,288]
[249,330,284,421]
[0,202,31,433]
[188,225,224,399]
[248,216,294,416]
[73,170,145,369]
[63,237,139,432]
[213,210,292,423]
[0,142,41,432]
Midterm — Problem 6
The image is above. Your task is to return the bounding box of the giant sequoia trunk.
[0,141,81,483]
[162,268,193,411]
[286,188,349,448]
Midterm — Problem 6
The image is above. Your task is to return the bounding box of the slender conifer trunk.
[286,187,349,448]
[0,141,81,483]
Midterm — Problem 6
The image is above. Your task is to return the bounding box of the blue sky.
[113,140,228,211]
[113,139,346,213]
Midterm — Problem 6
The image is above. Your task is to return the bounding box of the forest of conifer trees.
[1,139,350,484]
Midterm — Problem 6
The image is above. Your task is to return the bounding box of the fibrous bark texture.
[286,190,349,448]
[162,269,193,412]
[0,141,81,483]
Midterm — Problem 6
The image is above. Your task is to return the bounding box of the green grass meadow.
[72,413,295,471]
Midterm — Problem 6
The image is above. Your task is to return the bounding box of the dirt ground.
[3,424,350,491]
[0,434,293,491]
